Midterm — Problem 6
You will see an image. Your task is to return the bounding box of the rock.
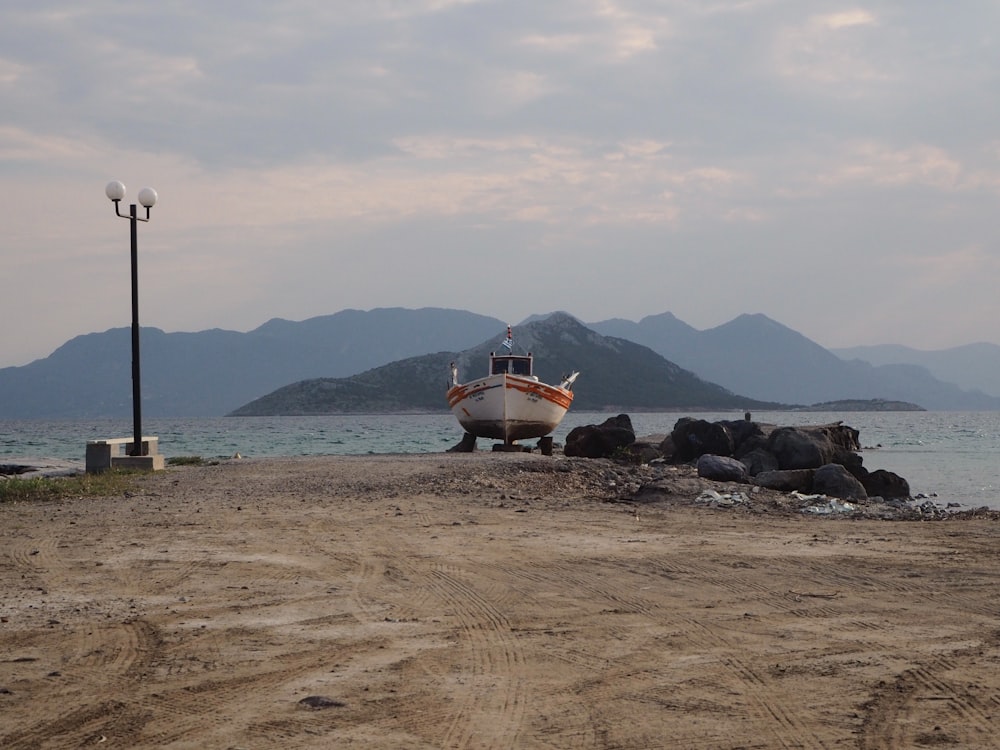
[657,433,675,458]
[826,423,861,452]
[739,447,779,476]
[718,419,763,453]
[0,464,34,476]
[862,468,910,499]
[298,695,346,709]
[697,454,749,483]
[619,441,664,464]
[670,418,734,461]
[837,451,866,480]
[0,459,83,479]
[766,426,834,469]
[733,432,770,460]
[570,414,910,506]
[565,414,635,458]
[813,463,868,501]
[766,423,863,471]
[754,469,814,493]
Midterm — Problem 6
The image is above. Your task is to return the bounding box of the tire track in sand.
[420,564,529,750]
[859,649,1000,749]
[485,555,835,750]
[0,619,161,749]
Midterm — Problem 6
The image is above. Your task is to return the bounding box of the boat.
[447,326,579,448]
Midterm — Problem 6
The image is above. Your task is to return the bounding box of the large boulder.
[733,432,769,460]
[657,433,676,458]
[565,414,635,458]
[837,451,866,480]
[697,454,749,483]
[670,418,734,461]
[825,423,861,452]
[767,426,836,469]
[618,441,665,464]
[754,469,814,493]
[813,463,868,500]
[739,447,779,476]
[766,423,862,471]
[718,419,764,454]
[862,468,910,499]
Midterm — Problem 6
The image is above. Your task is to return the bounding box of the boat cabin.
[490,353,533,377]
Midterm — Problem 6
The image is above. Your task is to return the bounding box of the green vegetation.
[0,470,137,504]
[167,456,206,466]
[229,313,786,416]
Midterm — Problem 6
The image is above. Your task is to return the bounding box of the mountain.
[586,311,700,354]
[588,313,1000,411]
[5,306,999,419]
[831,342,1000,398]
[0,308,504,418]
[229,313,783,415]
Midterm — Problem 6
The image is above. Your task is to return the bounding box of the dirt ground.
[2,452,1000,749]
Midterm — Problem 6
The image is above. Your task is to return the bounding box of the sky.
[2,1,999,368]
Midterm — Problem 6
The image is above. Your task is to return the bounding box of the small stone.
[298,695,345,709]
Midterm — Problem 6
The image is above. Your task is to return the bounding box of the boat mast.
[502,324,513,352]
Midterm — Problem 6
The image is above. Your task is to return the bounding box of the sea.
[1,410,998,510]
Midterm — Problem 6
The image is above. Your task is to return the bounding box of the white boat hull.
[446,373,574,443]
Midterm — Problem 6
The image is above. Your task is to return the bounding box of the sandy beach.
[2,452,1000,749]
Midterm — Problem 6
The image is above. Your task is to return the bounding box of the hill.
[229,313,783,415]
[831,342,1000,398]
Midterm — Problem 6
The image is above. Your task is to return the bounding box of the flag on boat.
[502,325,513,350]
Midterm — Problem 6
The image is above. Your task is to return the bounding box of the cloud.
[819,9,876,30]
[816,141,963,190]
[771,8,890,88]
[2,0,1000,367]
[0,57,25,85]
[0,126,102,164]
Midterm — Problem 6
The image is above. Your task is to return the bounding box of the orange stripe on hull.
[447,382,502,408]
[505,379,573,409]
[449,378,572,409]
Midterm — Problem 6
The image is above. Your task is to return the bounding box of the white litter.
[802,499,856,515]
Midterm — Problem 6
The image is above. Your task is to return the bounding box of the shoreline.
[1,411,995,510]
[0,456,86,479]
[0,446,990,516]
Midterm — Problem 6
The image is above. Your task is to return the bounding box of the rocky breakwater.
[563,414,943,518]
[666,417,909,501]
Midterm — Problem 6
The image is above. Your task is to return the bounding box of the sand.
[2,452,1000,749]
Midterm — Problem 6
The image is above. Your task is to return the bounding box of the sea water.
[1,411,997,510]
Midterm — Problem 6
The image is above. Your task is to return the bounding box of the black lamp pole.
[128,202,142,456]
[106,181,157,457]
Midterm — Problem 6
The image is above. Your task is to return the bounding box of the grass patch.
[0,471,136,504]
[167,456,206,466]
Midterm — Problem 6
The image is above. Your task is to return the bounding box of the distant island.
[800,399,925,412]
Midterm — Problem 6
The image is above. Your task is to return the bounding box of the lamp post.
[105,180,157,457]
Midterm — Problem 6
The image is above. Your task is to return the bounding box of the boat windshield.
[492,356,532,376]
